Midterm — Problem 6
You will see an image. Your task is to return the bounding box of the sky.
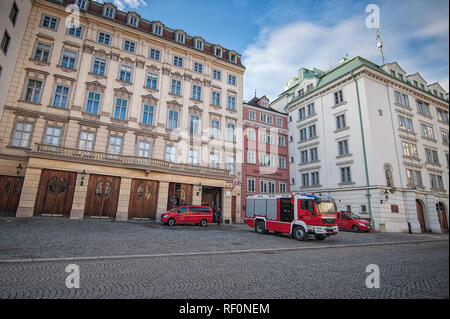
[101,0,449,102]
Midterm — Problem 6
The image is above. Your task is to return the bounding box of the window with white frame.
[425,148,439,164]
[107,136,123,155]
[60,49,77,69]
[420,124,435,139]
[259,153,275,167]
[430,174,444,190]
[138,141,151,158]
[260,180,275,194]
[226,156,236,175]
[176,32,185,44]
[308,124,317,138]
[153,24,162,36]
[43,126,62,146]
[226,123,235,142]
[171,79,181,95]
[278,135,286,147]
[213,69,221,81]
[78,131,95,150]
[228,74,236,85]
[92,57,106,76]
[310,147,318,161]
[67,24,83,38]
[416,100,430,116]
[85,91,101,114]
[23,79,43,103]
[41,14,58,30]
[338,139,349,156]
[103,6,115,18]
[119,65,133,83]
[307,103,315,116]
[165,145,177,162]
[189,115,200,135]
[33,42,51,62]
[167,110,179,130]
[298,107,306,121]
[193,62,203,74]
[279,182,287,193]
[123,39,136,53]
[442,131,449,144]
[402,141,418,158]
[188,149,199,165]
[211,91,221,106]
[278,156,286,169]
[336,114,346,130]
[300,150,308,163]
[173,55,183,67]
[210,120,220,139]
[149,48,161,61]
[247,128,256,141]
[192,85,202,101]
[113,98,128,120]
[142,105,154,125]
[128,15,138,27]
[398,115,414,132]
[340,167,352,183]
[97,31,111,45]
[247,178,256,193]
[11,122,33,148]
[52,85,70,109]
[334,90,344,104]
[249,110,256,120]
[406,169,423,186]
[209,153,219,168]
[301,173,309,187]
[299,128,307,142]
[437,109,449,123]
[394,91,410,107]
[247,150,256,164]
[146,72,158,89]
[195,39,203,51]
[276,117,283,127]
[311,172,320,186]
[227,96,236,110]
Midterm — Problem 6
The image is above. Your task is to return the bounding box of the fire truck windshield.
[316,201,336,214]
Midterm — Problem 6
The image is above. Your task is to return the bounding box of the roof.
[245,96,288,116]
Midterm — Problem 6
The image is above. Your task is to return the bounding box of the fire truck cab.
[245,194,339,241]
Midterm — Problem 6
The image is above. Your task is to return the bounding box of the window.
[176,33,185,43]
[307,103,315,116]
[60,49,77,69]
[209,153,219,168]
[398,74,403,81]
[9,2,19,26]
[128,15,138,27]
[52,85,70,109]
[123,40,136,53]
[425,148,439,164]
[11,122,33,148]
[67,24,83,38]
[413,80,418,87]
[276,117,283,126]
[247,178,256,193]
[248,110,256,120]
[390,70,396,77]
[442,131,449,144]
[338,140,349,155]
[300,150,308,163]
[119,65,132,83]
[420,124,435,139]
[259,153,275,167]
[146,72,158,89]
[78,131,95,150]
[278,135,286,147]
[194,62,203,74]
[41,14,58,30]
[92,57,106,76]
[340,167,352,183]
[153,24,162,35]
[308,124,317,138]
[43,126,62,146]
[299,128,307,141]
[76,0,87,9]
[336,114,346,130]
[173,55,183,67]
[226,156,236,175]
[227,96,236,110]
[165,146,177,162]
[416,100,430,116]
[260,180,275,194]
[149,48,161,61]
[398,115,414,132]
[279,182,287,193]
[247,150,256,164]
[192,85,202,101]
[33,42,51,62]
[138,141,151,158]
[261,101,268,108]
[260,113,273,124]
[334,90,344,104]
[171,79,181,95]
[430,174,444,190]
[306,84,313,92]
[213,69,221,81]
[142,105,154,125]
[226,123,236,142]
[301,173,309,187]
[298,107,306,121]
[108,136,123,155]
[278,156,286,169]
[311,172,320,186]
[186,149,198,165]
[215,47,222,57]
[406,169,422,186]
[113,98,128,120]
[228,74,236,85]
[310,147,318,161]
[189,115,200,135]
[437,109,449,123]
[85,91,101,114]
[104,6,115,18]
[210,120,220,139]
[23,79,43,103]
[211,91,221,106]
[402,141,418,158]
[167,110,179,129]
[420,83,425,90]
[97,31,111,45]
[195,39,203,51]
[1,31,11,55]
[394,91,410,107]
[246,128,256,141]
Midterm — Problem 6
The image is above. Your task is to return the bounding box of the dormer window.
[215,47,222,58]
[398,74,403,81]
[306,84,313,92]
[76,0,87,10]
[261,101,268,108]
[390,70,396,77]
[153,24,162,36]
[229,52,237,63]
[420,83,425,90]
[103,6,115,18]
[128,15,138,27]
[298,89,304,97]
[176,32,185,44]
[195,39,203,51]
[413,80,418,87]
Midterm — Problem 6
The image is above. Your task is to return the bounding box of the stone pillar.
[16,168,42,218]
[116,177,132,222]
[156,181,169,220]
[424,194,442,233]
[70,173,89,220]
[222,188,232,225]
[192,185,201,205]
[403,190,422,233]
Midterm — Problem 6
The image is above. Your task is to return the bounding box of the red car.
[161,205,213,227]
[337,212,372,232]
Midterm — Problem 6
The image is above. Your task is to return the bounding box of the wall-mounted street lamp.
[380,189,389,204]
[196,182,202,196]
[16,163,22,176]
[80,170,86,186]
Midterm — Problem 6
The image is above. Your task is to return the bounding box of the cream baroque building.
[271,57,449,233]
[0,0,245,223]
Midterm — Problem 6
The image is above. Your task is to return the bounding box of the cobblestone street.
[0,217,448,299]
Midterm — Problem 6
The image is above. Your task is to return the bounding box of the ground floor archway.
[436,202,448,233]
[416,199,427,233]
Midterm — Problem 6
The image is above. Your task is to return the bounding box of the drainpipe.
[351,71,374,229]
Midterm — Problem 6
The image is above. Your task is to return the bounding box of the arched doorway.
[415,199,426,233]
[436,202,448,233]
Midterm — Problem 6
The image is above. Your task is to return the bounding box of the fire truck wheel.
[255,221,267,234]
[293,226,307,241]
[314,234,326,240]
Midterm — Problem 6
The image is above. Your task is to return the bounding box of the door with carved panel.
[84,174,120,218]
[34,170,76,216]
[0,176,24,212]
[128,179,159,219]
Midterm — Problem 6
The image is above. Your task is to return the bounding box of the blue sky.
[107,0,449,101]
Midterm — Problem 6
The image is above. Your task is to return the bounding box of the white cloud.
[113,0,147,11]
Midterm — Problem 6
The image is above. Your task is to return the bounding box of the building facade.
[271,57,449,233]
[0,0,33,119]
[0,0,245,224]
[241,95,290,220]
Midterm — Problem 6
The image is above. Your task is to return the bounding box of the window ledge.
[116,79,133,86]
[18,100,42,106]
[56,65,77,72]
[6,145,31,151]
[334,127,350,134]
[331,101,347,109]
[336,153,352,159]
[89,72,107,79]
[29,58,50,66]
[338,182,355,186]
[422,137,437,143]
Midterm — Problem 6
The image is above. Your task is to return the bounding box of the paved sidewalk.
[0,216,447,261]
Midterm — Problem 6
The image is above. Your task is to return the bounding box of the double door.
[0,175,24,212]
[84,174,121,218]
[128,179,159,219]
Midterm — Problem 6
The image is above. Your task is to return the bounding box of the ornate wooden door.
[0,176,24,212]
[179,184,192,206]
[84,174,120,218]
[34,170,76,216]
[416,200,426,233]
[437,203,448,233]
[167,183,192,210]
[128,179,159,219]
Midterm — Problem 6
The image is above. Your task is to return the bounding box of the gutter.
[351,70,375,229]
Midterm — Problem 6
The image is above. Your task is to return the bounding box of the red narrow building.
[241,96,290,220]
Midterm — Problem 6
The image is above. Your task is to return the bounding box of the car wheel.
[255,221,267,234]
[352,225,360,232]
[200,219,207,227]
[314,234,326,240]
[168,218,176,226]
[293,226,307,241]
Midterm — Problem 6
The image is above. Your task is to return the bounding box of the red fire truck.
[245,194,339,241]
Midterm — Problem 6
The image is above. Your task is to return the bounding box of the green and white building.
[271,56,449,233]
